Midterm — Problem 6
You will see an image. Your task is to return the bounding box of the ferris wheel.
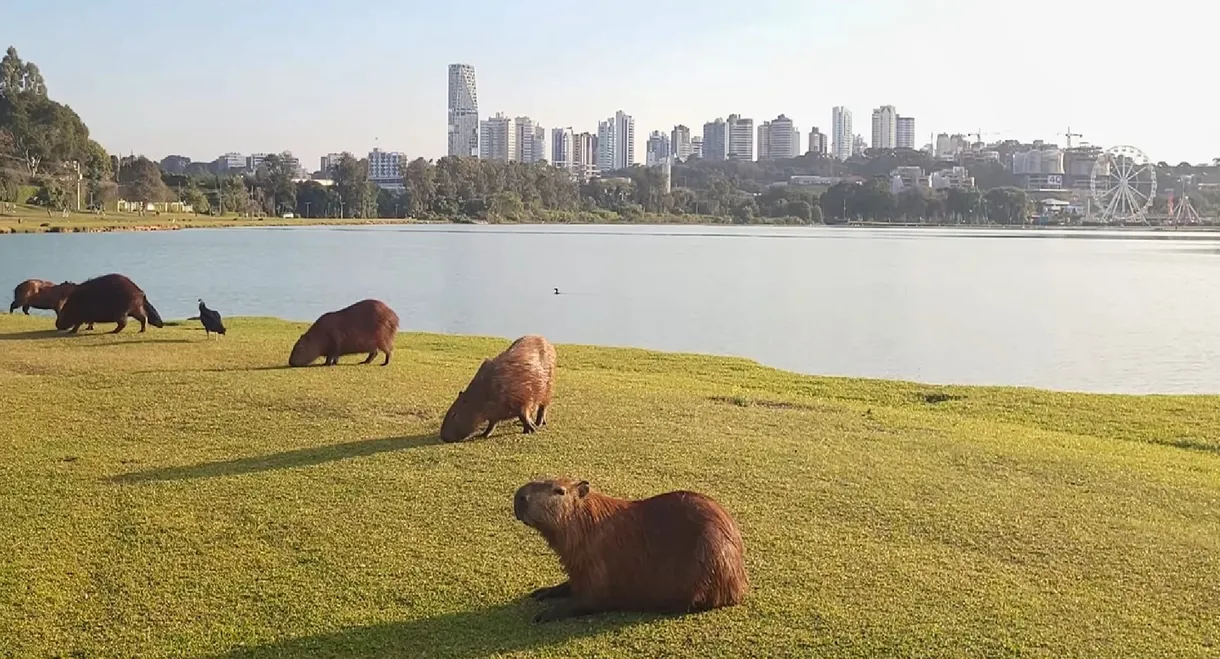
[1090,145,1157,224]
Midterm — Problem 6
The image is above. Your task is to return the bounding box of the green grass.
[0,313,1217,658]
[0,204,422,234]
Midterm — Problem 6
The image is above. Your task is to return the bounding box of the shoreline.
[2,215,1217,235]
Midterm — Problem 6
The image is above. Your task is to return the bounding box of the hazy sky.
[6,0,1216,168]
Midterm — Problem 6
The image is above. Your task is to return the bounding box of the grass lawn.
[0,204,418,234]
[0,313,1217,658]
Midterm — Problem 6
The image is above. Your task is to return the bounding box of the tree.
[785,200,813,223]
[331,153,372,218]
[983,187,1029,224]
[0,47,47,98]
[255,152,297,215]
[0,94,90,176]
[945,188,982,223]
[32,177,68,209]
[295,180,330,218]
[487,191,525,221]
[117,156,171,204]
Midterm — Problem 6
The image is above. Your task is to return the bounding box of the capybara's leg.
[111,317,127,334]
[325,353,339,366]
[8,301,16,313]
[535,404,548,427]
[529,582,571,600]
[361,350,377,364]
[132,310,148,333]
[518,411,538,434]
[381,348,391,366]
[21,305,30,315]
[69,324,81,334]
[480,421,498,438]
[533,597,600,624]
[85,323,94,331]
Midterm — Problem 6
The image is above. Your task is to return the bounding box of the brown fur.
[513,477,749,623]
[10,279,54,314]
[27,281,78,316]
[440,334,556,442]
[55,274,164,334]
[289,299,399,367]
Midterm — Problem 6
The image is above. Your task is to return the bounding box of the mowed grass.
[0,204,417,234]
[0,314,1217,658]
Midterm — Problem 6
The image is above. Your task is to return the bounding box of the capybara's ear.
[576,481,590,498]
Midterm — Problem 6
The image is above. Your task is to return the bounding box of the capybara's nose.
[513,493,526,521]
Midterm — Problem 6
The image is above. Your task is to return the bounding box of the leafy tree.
[32,177,68,209]
[487,191,525,221]
[295,180,331,218]
[180,186,209,214]
[785,200,813,222]
[117,156,171,203]
[0,47,47,98]
[0,94,90,176]
[945,188,982,222]
[255,152,297,215]
[331,153,373,218]
[984,187,1029,224]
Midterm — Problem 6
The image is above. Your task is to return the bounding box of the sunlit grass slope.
[0,313,1216,658]
[0,203,414,233]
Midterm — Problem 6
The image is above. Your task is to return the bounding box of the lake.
[3,223,1220,395]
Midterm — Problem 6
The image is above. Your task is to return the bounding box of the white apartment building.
[447,64,479,157]
[368,148,405,189]
[247,153,268,171]
[319,153,345,175]
[646,131,671,166]
[808,128,828,155]
[691,136,703,159]
[479,113,516,162]
[831,107,853,161]
[896,116,916,150]
[758,114,798,161]
[551,128,574,171]
[597,110,634,172]
[515,117,545,164]
[871,105,898,150]
[215,152,245,171]
[727,114,754,161]
[573,132,597,180]
[671,125,693,160]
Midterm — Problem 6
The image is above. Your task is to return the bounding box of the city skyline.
[5,0,1215,166]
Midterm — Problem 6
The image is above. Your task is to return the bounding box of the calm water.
[3,224,1220,395]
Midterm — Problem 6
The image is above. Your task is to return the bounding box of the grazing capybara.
[27,281,78,316]
[55,273,165,334]
[10,279,54,314]
[288,299,399,367]
[514,477,749,623]
[439,334,556,443]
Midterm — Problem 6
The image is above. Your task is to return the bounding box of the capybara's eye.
[553,488,565,496]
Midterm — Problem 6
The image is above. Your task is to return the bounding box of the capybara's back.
[28,282,77,314]
[10,278,54,313]
[440,334,557,442]
[289,298,399,367]
[56,273,163,334]
[610,491,749,613]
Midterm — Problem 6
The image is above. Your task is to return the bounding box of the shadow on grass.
[71,337,195,346]
[0,329,63,341]
[110,434,437,484]
[209,601,652,659]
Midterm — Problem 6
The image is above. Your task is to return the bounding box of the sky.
[5,0,1217,169]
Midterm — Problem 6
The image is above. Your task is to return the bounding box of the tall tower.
[870,105,897,149]
[447,64,479,157]
[832,107,853,161]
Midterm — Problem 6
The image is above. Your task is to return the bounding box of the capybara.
[288,299,399,367]
[439,334,556,443]
[10,279,54,314]
[27,281,78,316]
[55,273,165,334]
[513,477,749,623]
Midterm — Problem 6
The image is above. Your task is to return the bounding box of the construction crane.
[1058,127,1083,148]
[967,130,1001,146]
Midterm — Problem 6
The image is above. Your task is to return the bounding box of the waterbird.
[197,299,226,338]
[554,288,560,295]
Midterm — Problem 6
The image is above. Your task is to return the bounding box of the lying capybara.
[10,279,54,314]
[514,478,749,623]
[288,299,399,367]
[55,273,165,334]
[439,334,556,442]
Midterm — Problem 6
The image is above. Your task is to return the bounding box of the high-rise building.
[853,134,867,156]
[758,114,798,161]
[596,110,635,172]
[727,114,754,161]
[646,131,671,166]
[896,116,916,150]
[573,132,597,180]
[871,105,898,150]
[701,119,728,161]
[808,128,828,155]
[515,117,544,163]
[367,148,405,188]
[247,153,268,171]
[691,136,703,159]
[551,127,574,171]
[479,113,516,162]
[831,107,853,161]
[671,125,693,160]
[447,64,479,157]
[319,153,344,175]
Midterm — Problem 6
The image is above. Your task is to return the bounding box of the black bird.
[554,288,560,295]
[197,299,226,338]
